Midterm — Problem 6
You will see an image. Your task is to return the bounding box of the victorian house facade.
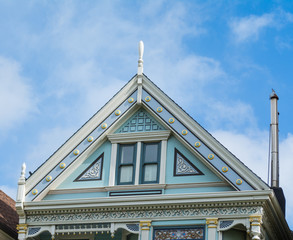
[16,42,292,240]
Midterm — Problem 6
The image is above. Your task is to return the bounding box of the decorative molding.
[26,205,263,224]
[108,130,171,143]
[17,224,28,234]
[140,221,151,231]
[206,218,218,228]
[46,182,228,195]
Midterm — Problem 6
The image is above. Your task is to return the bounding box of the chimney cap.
[270,89,279,100]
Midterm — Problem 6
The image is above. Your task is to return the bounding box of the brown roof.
[0,190,18,239]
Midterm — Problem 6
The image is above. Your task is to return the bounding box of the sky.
[0,0,293,229]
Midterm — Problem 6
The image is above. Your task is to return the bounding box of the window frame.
[108,130,171,186]
[140,142,161,184]
[116,143,137,185]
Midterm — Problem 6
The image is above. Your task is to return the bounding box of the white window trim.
[108,130,171,186]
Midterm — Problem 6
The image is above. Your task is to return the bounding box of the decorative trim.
[140,220,151,230]
[16,224,28,234]
[46,182,229,195]
[74,153,104,182]
[108,130,171,143]
[45,176,52,182]
[153,226,205,240]
[173,148,204,176]
[26,205,263,224]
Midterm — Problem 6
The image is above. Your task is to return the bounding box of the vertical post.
[109,143,118,186]
[137,41,144,105]
[206,218,218,240]
[249,215,262,240]
[140,220,151,240]
[135,142,142,185]
[159,140,167,184]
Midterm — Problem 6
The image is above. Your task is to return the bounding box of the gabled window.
[140,142,161,184]
[117,144,137,185]
[108,130,171,186]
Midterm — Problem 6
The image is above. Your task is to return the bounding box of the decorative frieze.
[26,205,263,224]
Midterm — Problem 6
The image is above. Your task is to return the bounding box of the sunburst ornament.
[87,136,93,142]
[32,189,38,195]
[115,110,121,116]
[46,176,52,182]
[157,107,163,113]
[73,149,79,155]
[128,97,134,103]
[60,163,66,169]
[169,118,175,124]
[145,96,151,102]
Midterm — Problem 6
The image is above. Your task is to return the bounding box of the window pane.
[120,166,133,183]
[144,143,159,163]
[120,145,135,164]
[144,164,157,182]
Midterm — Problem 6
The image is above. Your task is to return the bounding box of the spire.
[137,40,144,76]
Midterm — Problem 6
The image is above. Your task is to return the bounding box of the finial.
[138,41,144,76]
[21,163,26,179]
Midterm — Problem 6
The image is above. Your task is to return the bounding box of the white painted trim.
[159,140,167,184]
[46,182,229,195]
[135,142,142,185]
[24,190,271,210]
[109,143,118,186]
[107,130,171,143]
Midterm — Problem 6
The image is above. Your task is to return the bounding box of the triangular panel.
[115,108,165,133]
[75,153,104,181]
[174,149,203,176]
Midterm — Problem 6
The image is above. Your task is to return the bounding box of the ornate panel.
[154,227,205,240]
[174,148,203,176]
[75,153,104,181]
[116,108,165,133]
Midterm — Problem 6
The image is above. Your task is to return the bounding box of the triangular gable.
[174,148,203,176]
[115,108,165,133]
[25,74,269,202]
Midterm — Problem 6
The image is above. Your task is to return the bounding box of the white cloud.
[212,129,293,225]
[0,56,36,131]
[230,13,274,43]
[26,127,76,174]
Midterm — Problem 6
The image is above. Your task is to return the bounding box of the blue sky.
[0,0,293,229]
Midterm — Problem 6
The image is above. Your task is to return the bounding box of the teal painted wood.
[152,220,206,226]
[165,186,233,195]
[166,136,223,184]
[56,141,111,189]
[115,108,165,133]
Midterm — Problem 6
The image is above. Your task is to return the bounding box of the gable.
[24,74,269,202]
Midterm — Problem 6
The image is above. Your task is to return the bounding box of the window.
[117,144,137,185]
[108,130,171,186]
[140,142,161,184]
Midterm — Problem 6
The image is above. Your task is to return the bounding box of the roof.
[0,190,18,239]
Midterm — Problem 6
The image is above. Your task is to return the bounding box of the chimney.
[270,89,279,187]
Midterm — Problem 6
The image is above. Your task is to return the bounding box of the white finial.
[21,163,26,179]
[138,41,144,75]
